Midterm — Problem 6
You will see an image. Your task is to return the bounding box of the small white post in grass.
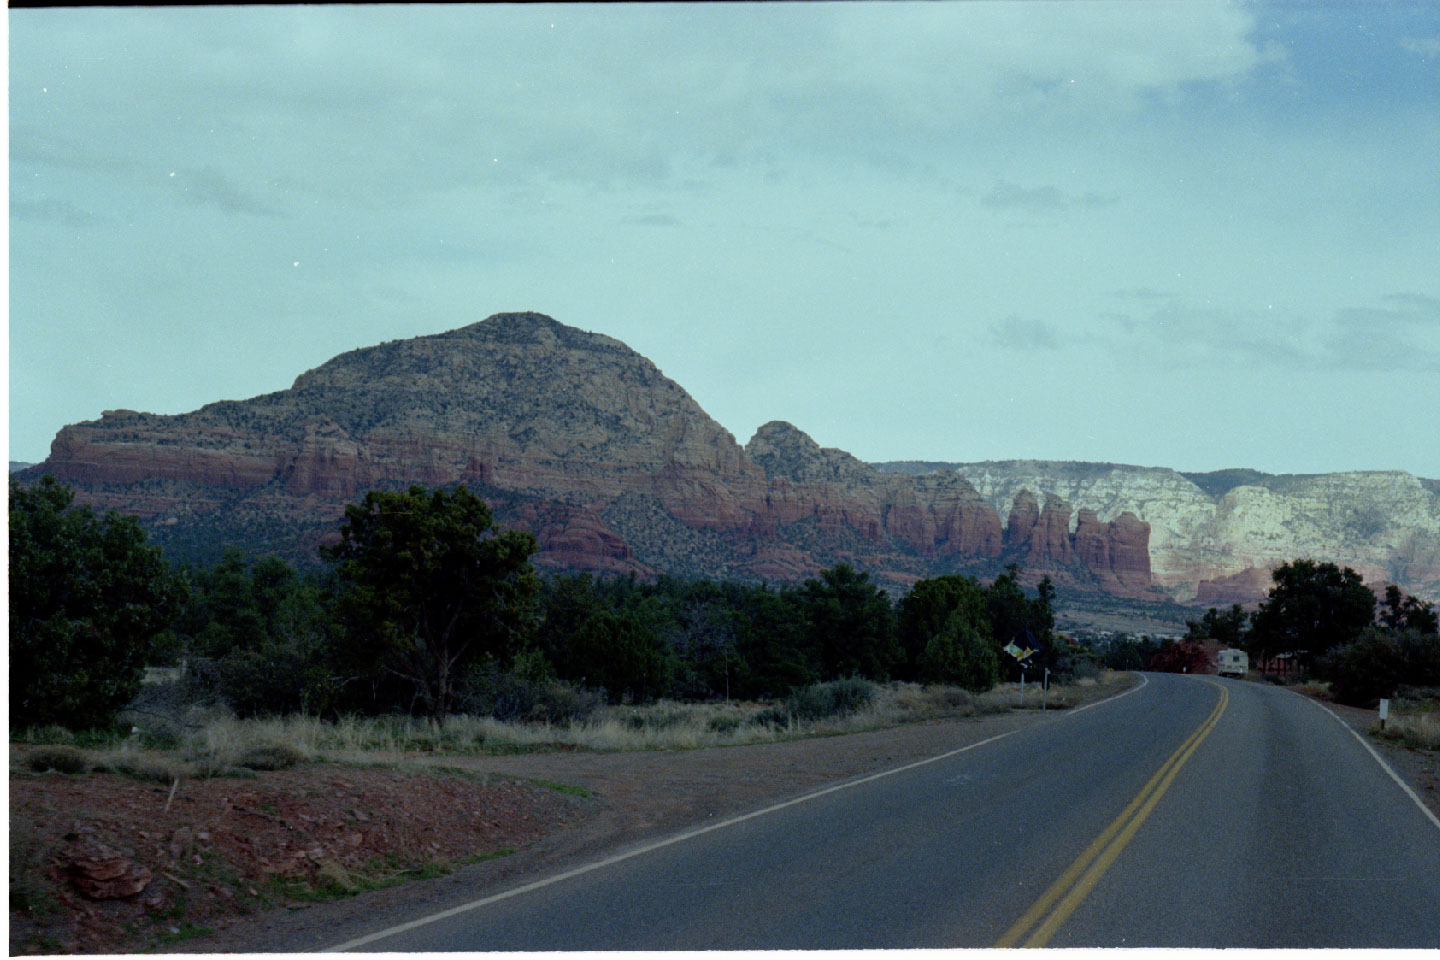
[1379,697,1390,732]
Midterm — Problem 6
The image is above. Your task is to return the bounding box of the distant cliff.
[877,460,1440,603]
[18,313,1155,598]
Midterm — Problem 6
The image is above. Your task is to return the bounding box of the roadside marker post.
[1005,639,1036,708]
[1379,697,1389,731]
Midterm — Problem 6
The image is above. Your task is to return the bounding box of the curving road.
[329,674,1440,950]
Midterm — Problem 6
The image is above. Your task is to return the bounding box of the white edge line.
[323,673,1150,952]
[1295,690,1440,834]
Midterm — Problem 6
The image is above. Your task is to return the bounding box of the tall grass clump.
[776,678,876,723]
[1375,712,1440,750]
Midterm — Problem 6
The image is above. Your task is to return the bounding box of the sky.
[8,2,1440,478]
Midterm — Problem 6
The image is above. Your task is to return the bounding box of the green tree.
[1379,585,1439,635]
[799,564,899,681]
[181,550,341,717]
[563,608,673,704]
[1246,560,1375,673]
[733,586,815,699]
[1185,605,1248,646]
[1321,627,1408,707]
[987,566,1056,677]
[322,485,538,728]
[10,476,185,729]
[919,611,1000,691]
[897,574,991,681]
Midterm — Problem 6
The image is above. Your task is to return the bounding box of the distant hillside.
[14,313,1151,599]
[875,459,1440,603]
[16,312,1434,606]
[10,461,35,474]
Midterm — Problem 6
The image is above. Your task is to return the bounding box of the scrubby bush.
[1322,628,1408,707]
[26,746,88,774]
[237,741,307,771]
[784,677,876,721]
[456,650,604,723]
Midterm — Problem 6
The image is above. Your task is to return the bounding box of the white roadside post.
[1379,697,1390,732]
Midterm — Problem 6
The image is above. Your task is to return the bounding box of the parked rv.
[1217,648,1249,678]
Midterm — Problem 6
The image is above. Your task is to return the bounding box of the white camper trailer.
[1217,648,1249,678]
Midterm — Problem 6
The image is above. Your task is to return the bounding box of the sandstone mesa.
[19,313,1440,604]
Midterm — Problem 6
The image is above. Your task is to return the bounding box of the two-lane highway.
[328,674,1439,950]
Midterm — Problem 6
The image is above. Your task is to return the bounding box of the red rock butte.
[21,312,1155,596]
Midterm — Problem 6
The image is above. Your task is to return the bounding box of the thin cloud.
[621,213,682,228]
[169,167,287,218]
[11,198,105,227]
[981,180,1119,213]
[1399,36,1440,57]
[988,315,1059,351]
[1110,286,1176,302]
[1107,297,1440,372]
[982,181,1067,212]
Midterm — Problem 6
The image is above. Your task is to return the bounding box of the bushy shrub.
[1322,628,1407,707]
[623,707,689,731]
[456,652,603,724]
[26,745,88,774]
[237,741,307,771]
[784,677,876,721]
[707,715,742,735]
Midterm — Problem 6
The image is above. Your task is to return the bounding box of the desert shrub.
[456,651,603,724]
[784,677,876,721]
[623,706,689,731]
[751,705,793,729]
[237,741,307,771]
[26,745,88,774]
[16,725,76,746]
[1322,628,1407,707]
[707,715,742,735]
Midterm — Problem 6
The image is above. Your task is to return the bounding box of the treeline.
[11,478,1073,732]
[1100,558,1440,707]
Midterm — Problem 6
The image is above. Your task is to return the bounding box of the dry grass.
[17,672,1134,766]
[1374,712,1440,751]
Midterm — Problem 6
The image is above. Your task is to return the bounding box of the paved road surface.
[330,674,1440,950]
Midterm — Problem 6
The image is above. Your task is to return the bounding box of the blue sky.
[8,2,1439,476]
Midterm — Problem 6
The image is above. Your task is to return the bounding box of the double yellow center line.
[995,679,1229,948]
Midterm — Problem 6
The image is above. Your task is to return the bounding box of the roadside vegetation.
[11,476,1093,744]
[15,672,1125,768]
[1094,561,1439,712]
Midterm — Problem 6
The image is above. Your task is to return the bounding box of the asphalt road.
[330,674,1440,950]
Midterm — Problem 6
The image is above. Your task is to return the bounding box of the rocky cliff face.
[23,313,1152,596]
[877,459,1440,603]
